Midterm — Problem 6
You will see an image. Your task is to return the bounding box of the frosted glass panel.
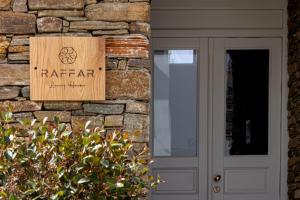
[153,50,197,157]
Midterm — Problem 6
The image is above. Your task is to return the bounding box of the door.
[151,38,209,200]
[210,38,282,200]
[151,37,282,200]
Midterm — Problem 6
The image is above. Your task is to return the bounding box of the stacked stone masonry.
[288,0,300,199]
[0,0,151,152]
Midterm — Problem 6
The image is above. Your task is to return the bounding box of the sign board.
[30,37,105,101]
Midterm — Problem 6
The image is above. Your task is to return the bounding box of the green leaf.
[82,137,90,146]
[58,123,66,132]
[42,117,48,125]
[9,194,19,200]
[75,166,84,173]
[57,190,65,197]
[61,131,72,137]
[3,112,13,122]
[45,131,49,140]
[78,178,90,184]
[49,154,57,165]
[70,185,77,194]
[50,194,58,200]
[5,149,16,160]
[18,118,31,126]
[100,159,109,168]
[4,134,13,144]
[39,126,48,134]
[83,155,93,162]
[92,144,102,152]
[85,121,91,129]
[116,182,124,188]
[4,128,13,137]
[31,119,37,126]
[111,143,123,148]
[32,195,42,200]
[23,189,35,195]
[0,191,7,197]
[50,190,65,200]
[54,116,60,124]
[57,167,65,179]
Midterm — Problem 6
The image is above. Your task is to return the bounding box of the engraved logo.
[59,47,77,64]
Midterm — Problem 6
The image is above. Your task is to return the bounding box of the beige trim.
[151,10,283,30]
[152,0,284,10]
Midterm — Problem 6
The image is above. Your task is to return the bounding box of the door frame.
[151,32,288,200]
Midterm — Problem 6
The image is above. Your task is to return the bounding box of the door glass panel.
[153,50,198,157]
[225,50,269,156]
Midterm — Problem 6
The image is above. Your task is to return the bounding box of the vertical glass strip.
[153,50,198,157]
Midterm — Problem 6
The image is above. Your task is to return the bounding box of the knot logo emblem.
[59,47,77,64]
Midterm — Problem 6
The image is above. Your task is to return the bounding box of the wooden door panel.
[152,194,199,200]
[153,168,198,194]
[224,168,268,193]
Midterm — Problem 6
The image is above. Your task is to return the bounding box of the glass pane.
[168,50,194,64]
[153,50,198,157]
[225,50,269,156]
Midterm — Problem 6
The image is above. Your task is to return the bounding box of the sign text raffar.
[40,69,95,78]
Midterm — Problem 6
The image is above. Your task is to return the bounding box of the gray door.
[151,38,209,200]
[151,38,282,200]
[210,38,282,200]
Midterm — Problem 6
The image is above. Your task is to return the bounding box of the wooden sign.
[30,37,105,101]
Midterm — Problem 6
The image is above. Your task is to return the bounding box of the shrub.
[0,111,160,200]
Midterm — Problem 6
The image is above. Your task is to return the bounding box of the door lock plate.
[212,186,221,193]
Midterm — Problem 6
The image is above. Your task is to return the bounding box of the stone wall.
[288,0,300,199]
[0,0,151,152]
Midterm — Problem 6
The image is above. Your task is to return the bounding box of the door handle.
[214,174,222,182]
[212,175,222,193]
